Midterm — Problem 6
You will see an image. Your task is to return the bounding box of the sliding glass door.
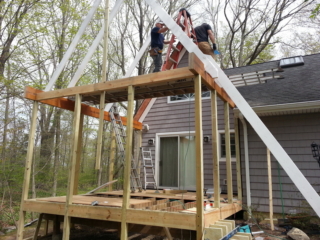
[158,135,196,190]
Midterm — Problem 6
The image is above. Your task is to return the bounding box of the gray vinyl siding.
[239,112,320,213]
[141,95,236,192]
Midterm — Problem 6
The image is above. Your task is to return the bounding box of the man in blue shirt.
[150,21,170,72]
[194,23,216,59]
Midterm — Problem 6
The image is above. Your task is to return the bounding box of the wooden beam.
[234,117,242,201]
[96,92,105,169]
[32,213,43,240]
[35,67,195,101]
[224,102,233,203]
[194,74,204,240]
[74,114,84,195]
[267,148,274,230]
[109,131,116,191]
[121,85,135,240]
[133,98,152,121]
[24,86,143,130]
[63,94,82,240]
[211,90,220,208]
[17,101,39,240]
[188,53,235,108]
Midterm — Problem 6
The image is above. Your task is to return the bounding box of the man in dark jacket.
[194,23,217,59]
[150,21,170,72]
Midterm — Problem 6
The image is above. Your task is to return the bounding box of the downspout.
[239,113,252,208]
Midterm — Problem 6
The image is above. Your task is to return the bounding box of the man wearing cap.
[194,23,217,59]
[150,21,170,72]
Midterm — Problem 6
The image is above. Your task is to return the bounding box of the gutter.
[238,113,252,208]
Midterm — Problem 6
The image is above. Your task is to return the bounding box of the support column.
[211,90,220,208]
[62,94,82,240]
[109,131,116,191]
[74,114,84,195]
[17,101,38,240]
[194,75,204,240]
[234,117,242,201]
[224,102,233,203]
[120,85,134,240]
[96,92,105,170]
[267,148,274,230]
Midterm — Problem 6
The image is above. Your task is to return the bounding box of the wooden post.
[96,92,105,170]
[17,101,38,240]
[74,113,84,195]
[62,94,82,240]
[234,117,242,201]
[194,75,204,240]
[109,130,116,191]
[120,85,134,240]
[267,148,274,230]
[224,102,233,203]
[211,90,220,208]
[32,213,43,240]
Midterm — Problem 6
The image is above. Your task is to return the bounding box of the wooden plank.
[218,220,235,229]
[74,114,84,195]
[17,101,39,240]
[234,117,242,201]
[24,86,143,130]
[188,53,235,108]
[267,148,274,230]
[224,102,233,203]
[215,220,232,232]
[204,202,242,227]
[35,67,195,101]
[32,213,43,240]
[236,232,252,240]
[209,224,227,236]
[211,90,220,208]
[96,92,106,169]
[109,131,116,191]
[121,86,135,240]
[194,74,204,240]
[134,99,152,121]
[63,94,82,240]
[204,227,223,240]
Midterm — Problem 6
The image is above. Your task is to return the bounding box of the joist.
[24,86,143,130]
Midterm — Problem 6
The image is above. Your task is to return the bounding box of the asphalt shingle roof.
[223,53,320,107]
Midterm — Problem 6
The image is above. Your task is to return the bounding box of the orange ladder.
[161,8,198,71]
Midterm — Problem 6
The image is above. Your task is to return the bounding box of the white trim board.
[145,0,320,217]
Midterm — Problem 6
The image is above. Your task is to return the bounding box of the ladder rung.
[169,57,178,64]
[172,45,180,52]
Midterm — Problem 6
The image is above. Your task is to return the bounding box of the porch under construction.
[18,54,243,240]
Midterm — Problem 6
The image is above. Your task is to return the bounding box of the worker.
[150,21,170,72]
[194,23,217,59]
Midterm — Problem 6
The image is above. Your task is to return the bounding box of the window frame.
[218,130,236,162]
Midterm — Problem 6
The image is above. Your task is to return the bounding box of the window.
[219,131,236,161]
[279,56,304,68]
[168,91,210,103]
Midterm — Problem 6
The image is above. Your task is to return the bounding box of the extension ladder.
[109,104,142,192]
[162,8,198,71]
[140,148,158,190]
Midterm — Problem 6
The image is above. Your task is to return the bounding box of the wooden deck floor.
[22,190,242,230]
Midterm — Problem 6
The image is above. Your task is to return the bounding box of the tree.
[202,0,316,68]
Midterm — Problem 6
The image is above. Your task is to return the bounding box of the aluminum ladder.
[109,104,142,192]
[140,147,158,190]
[162,8,198,71]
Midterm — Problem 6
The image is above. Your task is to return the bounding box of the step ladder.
[140,148,157,190]
[109,104,142,193]
[162,8,198,71]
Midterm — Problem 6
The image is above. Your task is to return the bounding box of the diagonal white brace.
[67,0,124,88]
[45,0,103,91]
[145,0,320,217]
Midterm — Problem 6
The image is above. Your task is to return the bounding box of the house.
[139,53,320,214]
